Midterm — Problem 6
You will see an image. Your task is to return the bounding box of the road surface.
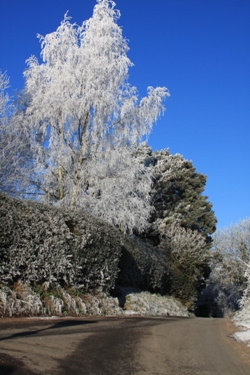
[0,316,249,374]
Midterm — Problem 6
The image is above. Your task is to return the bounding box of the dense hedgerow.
[0,193,171,296]
[0,192,122,290]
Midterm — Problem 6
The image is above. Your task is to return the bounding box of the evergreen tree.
[137,145,217,247]
[137,145,217,306]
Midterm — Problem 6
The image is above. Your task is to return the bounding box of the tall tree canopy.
[20,0,169,233]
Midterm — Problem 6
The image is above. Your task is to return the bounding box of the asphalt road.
[0,316,249,375]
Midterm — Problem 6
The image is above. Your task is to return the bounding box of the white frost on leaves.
[0,283,188,318]
[124,291,189,317]
[163,224,207,263]
[205,217,250,315]
[0,71,28,193]
[0,282,45,317]
[0,70,12,121]
[233,261,250,346]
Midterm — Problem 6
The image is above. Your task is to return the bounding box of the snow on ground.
[233,323,250,347]
[233,327,250,347]
[233,304,250,347]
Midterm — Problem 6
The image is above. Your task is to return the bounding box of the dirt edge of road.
[221,318,250,366]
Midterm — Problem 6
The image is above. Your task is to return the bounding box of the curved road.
[0,316,249,374]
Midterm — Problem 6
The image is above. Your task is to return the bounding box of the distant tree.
[231,260,250,331]
[239,262,250,311]
[212,219,250,297]
[211,218,250,297]
[21,0,169,233]
[213,218,250,266]
[197,218,250,316]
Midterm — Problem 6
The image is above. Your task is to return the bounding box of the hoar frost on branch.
[240,262,250,309]
[199,218,250,316]
[0,71,12,121]
[22,0,169,233]
[0,71,14,190]
[0,71,31,195]
[212,218,250,285]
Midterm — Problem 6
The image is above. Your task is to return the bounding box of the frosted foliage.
[0,284,189,318]
[0,71,12,122]
[211,218,250,288]
[205,218,250,314]
[0,283,45,317]
[164,224,207,270]
[124,291,188,317]
[23,0,169,233]
[0,71,15,190]
[77,148,153,233]
[213,218,250,265]
[0,72,32,195]
[0,225,76,286]
[165,225,206,256]
[240,263,250,308]
[0,192,125,291]
[234,263,250,338]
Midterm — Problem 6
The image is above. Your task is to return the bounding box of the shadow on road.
[0,365,14,375]
[0,319,97,342]
[0,352,39,375]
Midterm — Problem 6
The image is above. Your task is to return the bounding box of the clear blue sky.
[0,0,249,230]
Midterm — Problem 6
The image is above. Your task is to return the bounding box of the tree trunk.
[58,121,64,202]
[70,112,89,208]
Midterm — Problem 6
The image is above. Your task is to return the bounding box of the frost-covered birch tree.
[22,0,169,233]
